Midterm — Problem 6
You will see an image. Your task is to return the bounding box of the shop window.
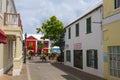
[114,0,120,9]
[86,49,98,69]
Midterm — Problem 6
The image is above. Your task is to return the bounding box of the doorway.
[74,50,83,69]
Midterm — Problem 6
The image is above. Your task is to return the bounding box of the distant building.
[23,34,50,55]
[52,46,61,53]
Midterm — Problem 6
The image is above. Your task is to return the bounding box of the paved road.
[28,61,80,80]
[27,57,104,80]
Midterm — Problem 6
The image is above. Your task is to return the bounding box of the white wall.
[64,6,104,78]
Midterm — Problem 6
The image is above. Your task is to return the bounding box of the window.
[75,23,79,37]
[68,27,71,39]
[86,49,98,69]
[0,0,2,13]
[29,41,33,46]
[114,0,120,9]
[109,46,120,78]
[66,50,71,62]
[28,41,33,49]
[86,17,91,34]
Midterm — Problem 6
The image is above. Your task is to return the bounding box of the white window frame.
[86,49,98,69]
[109,46,120,78]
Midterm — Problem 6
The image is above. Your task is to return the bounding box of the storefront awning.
[0,29,7,44]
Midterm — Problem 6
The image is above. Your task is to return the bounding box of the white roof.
[52,46,60,48]
[66,1,103,27]
[79,1,103,19]
[22,34,49,41]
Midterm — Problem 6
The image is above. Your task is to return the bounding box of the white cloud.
[14,0,102,34]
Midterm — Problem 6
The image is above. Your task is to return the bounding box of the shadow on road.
[61,75,79,80]
[51,62,105,80]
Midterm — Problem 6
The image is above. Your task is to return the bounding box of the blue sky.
[14,0,102,34]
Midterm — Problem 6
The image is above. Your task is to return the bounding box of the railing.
[4,13,23,31]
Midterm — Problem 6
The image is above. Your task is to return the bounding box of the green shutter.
[68,28,71,39]
[69,51,71,62]
[66,50,71,62]
[115,0,117,9]
[76,23,79,36]
[66,51,68,61]
[86,50,90,67]
[94,50,98,69]
[86,17,91,33]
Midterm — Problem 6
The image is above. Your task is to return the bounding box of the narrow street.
[27,57,104,80]
[28,58,80,80]
[0,57,105,80]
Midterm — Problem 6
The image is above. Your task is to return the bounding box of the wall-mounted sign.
[103,53,108,62]
[74,43,82,49]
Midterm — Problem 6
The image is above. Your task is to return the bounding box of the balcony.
[3,13,23,35]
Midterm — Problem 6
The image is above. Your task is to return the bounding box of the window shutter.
[94,50,98,69]
[76,23,79,37]
[115,0,116,9]
[69,52,71,62]
[66,50,71,62]
[86,17,91,33]
[68,28,71,39]
[86,50,90,67]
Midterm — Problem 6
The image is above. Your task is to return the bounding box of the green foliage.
[38,43,45,49]
[29,51,34,56]
[44,52,49,56]
[57,53,64,62]
[28,51,34,60]
[51,53,57,60]
[37,43,46,55]
[36,16,64,47]
[28,45,33,49]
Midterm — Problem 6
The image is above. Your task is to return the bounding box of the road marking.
[26,64,32,80]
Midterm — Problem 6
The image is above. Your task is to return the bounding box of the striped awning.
[0,29,7,44]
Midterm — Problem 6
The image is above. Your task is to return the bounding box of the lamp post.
[24,33,27,63]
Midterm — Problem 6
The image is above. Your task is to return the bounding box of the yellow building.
[103,0,120,80]
[0,0,23,76]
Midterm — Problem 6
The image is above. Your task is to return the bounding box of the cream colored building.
[0,0,23,76]
[103,0,120,80]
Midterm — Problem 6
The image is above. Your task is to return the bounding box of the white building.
[64,2,104,78]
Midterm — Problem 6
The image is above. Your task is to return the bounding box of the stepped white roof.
[22,34,49,41]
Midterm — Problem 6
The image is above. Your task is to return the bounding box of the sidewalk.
[0,64,28,80]
[51,62,105,80]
